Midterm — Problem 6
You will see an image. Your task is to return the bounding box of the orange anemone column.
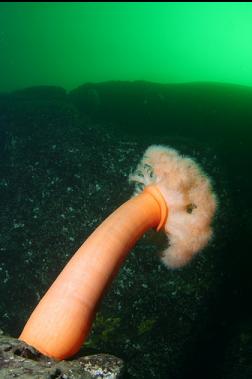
[19,185,168,359]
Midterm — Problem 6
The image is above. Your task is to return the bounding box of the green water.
[1,2,252,91]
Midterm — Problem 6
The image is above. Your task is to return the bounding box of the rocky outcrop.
[0,330,124,379]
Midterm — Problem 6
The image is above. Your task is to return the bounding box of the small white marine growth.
[129,145,217,268]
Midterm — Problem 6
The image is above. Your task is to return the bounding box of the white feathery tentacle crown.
[129,145,217,268]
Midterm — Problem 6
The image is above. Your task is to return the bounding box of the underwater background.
[0,2,252,378]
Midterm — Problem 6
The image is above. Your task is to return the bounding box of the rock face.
[68,81,252,146]
[0,331,124,379]
[0,81,251,378]
[12,86,67,101]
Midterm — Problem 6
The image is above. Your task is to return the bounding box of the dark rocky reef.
[12,86,67,101]
[0,81,251,378]
[68,81,252,145]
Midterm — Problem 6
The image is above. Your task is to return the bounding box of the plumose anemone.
[19,144,217,359]
[129,145,217,268]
